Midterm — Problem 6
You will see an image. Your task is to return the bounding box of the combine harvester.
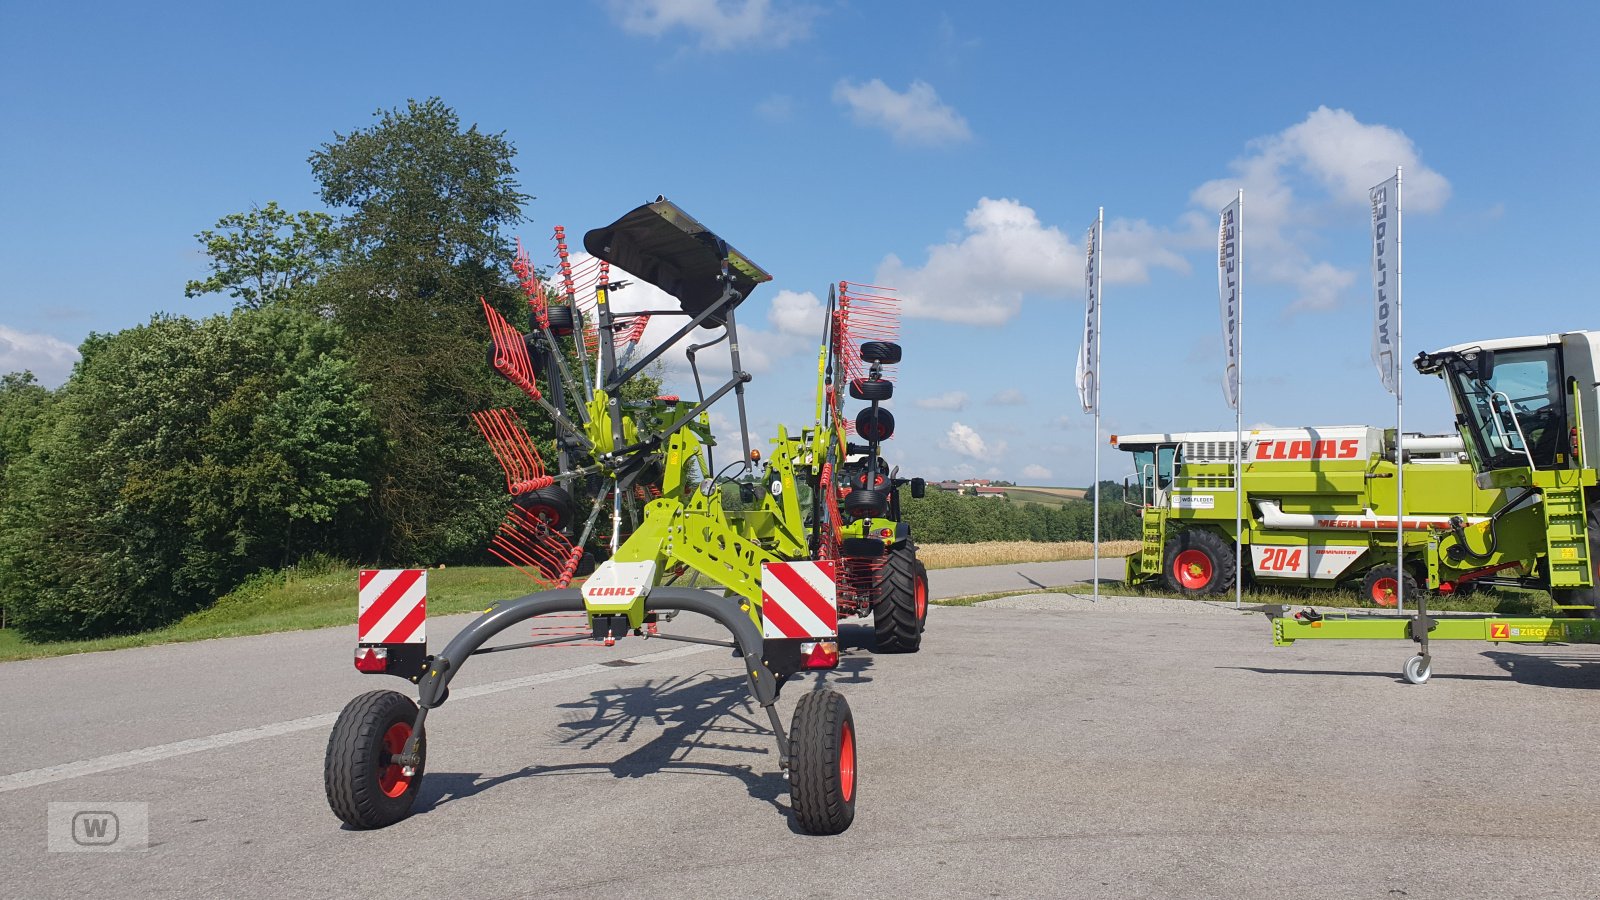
[1262,332,1600,682]
[324,198,928,833]
[1114,426,1502,605]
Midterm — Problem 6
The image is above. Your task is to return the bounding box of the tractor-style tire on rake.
[872,543,926,653]
[324,690,426,830]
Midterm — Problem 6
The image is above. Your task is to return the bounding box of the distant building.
[974,486,1008,499]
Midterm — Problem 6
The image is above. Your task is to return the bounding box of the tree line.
[901,483,1140,545]
[0,99,548,641]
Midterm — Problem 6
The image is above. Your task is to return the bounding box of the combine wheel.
[1403,654,1432,685]
[872,544,923,652]
[789,689,857,835]
[1363,565,1420,609]
[1161,529,1235,596]
[325,690,426,829]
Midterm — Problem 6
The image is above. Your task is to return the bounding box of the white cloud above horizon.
[1021,463,1053,480]
[941,421,1003,459]
[916,391,968,411]
[605,0,819,51]
[0,324,79,386]
[833,78,972,146]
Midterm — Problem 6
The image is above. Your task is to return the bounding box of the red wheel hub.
[839,721,856,803]
[914,577,927,622]
[1370,577,1400,608]
[378,722,413,798]
[1172,549,1214,590]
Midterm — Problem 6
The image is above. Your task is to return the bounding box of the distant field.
[1005,485,1088,507]
[920,540,1140,570]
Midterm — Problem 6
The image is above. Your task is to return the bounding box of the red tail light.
[800,640,840,670]
[355,646,389,673]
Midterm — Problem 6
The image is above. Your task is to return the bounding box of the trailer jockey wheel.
[514,485,576,530]
[788,688,856,834]
[872,543,923,653]
[1363,565,1419,609]
[325,690,426,829]
[1161,529,1235,596]
[1403,654,1432,685]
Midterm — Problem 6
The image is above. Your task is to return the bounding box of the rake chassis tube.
[394,587,791,770]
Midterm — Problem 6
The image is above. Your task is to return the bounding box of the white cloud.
[1021,463,1053,480]
[833,78,972,146]
[940,421,1003,459]
[916,391,968,411]
[0,324,78,386]
[767,289,824,337]
[605,0,819,50]
[1188,106,1449,317]
[988,388,1025,406]
[876,197,1079,324]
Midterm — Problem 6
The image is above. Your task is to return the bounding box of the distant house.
[934,480,963,492]
[974,486,1008,499]
[959,478,992,488]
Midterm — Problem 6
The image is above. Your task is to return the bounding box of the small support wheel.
[789,688,856,835]
[1403,654,1432,685]
[325,690,426,829]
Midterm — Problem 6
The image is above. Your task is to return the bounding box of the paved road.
[4,570,1599,899]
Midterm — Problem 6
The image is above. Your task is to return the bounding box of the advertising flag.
[1217,197,1241,410]
[1369,172,1401,394]
[1075,214,1101,413]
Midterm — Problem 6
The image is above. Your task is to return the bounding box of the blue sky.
[2,1,1597,487]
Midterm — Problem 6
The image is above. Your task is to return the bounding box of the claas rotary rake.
[325,198,927,834]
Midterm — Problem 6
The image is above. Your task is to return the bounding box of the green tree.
[0,371,53,489]
[0,309,378,640]
[308,97,535,562]
[184,201,339,310]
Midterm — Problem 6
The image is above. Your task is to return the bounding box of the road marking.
[0,643,713,794]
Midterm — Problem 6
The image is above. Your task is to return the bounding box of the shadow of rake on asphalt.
[416,660,872,824]
[1222,651,1600,687]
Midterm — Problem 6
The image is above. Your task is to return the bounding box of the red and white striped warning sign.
[760,560,838,640]
[358,569,427,644]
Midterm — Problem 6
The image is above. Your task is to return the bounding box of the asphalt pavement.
[4,565,1599,899]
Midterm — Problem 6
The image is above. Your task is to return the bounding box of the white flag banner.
[1075,215,1101,413]
[1217,198,1241,410]
[1369,172,1401,394]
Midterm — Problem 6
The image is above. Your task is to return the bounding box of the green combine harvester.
[1114,426,1503,604]
[1253,332,1600,682]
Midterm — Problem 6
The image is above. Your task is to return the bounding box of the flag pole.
[1234,189,1244,610]
[1395,166,1405,614]
[1092,207,1104,602]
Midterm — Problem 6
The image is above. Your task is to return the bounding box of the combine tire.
[1161,529,1235,596]
[1553,503,1600,618]
[789,689,856,835]
[1363,565,1421,609]
[872,544,923,652]
[325,690,425,829]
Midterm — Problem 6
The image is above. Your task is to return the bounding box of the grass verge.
[0,563,536,662]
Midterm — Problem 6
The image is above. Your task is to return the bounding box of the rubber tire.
[1552,502,1600,618]
[1362,565,1421,609]
[844,487,889,518]
[1403,654,1432,685]
[1161,529,1236,596]
[913,560,930,633]
[872,544,923,653]
[514,485,576,530]
[789,688,856,835]
[859,340,902,364]
[849,378,893,402]
[325,690,425,829]
[854,406,895,442]
[545,304,576,336]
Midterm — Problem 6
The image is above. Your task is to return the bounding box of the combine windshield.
[1447,347,1566,471]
